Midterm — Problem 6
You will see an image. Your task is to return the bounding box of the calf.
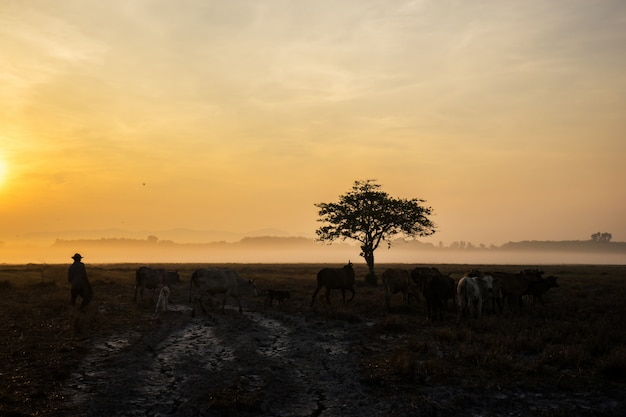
[155,286,170,314]
[265,289,290,306]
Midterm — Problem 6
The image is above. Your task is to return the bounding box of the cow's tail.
[456,278,466,324]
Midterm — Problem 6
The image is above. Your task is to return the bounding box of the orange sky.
[2,1,626,261]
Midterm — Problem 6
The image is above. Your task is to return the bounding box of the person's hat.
[72,253,83,260]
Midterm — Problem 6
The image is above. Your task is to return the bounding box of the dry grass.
[355,264,626,391]
[0,262,624,416]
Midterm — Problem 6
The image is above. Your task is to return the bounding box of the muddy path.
[63,302,383,417]
[62,301,624,417]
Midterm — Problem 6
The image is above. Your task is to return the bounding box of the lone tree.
[315,179,436,285]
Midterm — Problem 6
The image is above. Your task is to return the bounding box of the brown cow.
[311,262,356,307]
[492,269,544,312]
[382,268,420,311]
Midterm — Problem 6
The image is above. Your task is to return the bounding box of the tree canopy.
[315,180,436,285]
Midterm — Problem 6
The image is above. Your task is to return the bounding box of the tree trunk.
[361,248,377,286]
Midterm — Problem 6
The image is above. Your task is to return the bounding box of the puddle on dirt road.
[92,337,133,352]
[247,313,292,357]
[161,322,236,369]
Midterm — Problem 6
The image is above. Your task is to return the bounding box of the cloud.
[1,0,625,244]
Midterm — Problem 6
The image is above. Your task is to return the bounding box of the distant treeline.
[499,240,626,253]
[52,236,315,248]
[51,236,626,253]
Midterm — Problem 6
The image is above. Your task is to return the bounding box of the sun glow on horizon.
[0,158,7,188]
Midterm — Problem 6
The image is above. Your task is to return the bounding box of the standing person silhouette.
[68,253,93,310]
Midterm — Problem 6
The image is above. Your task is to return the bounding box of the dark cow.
[411,267,456,317]
[492,269,544,312]
[311,261,356,307]
[423,274,452,321]
[411,267,454,321]
[382,268,419,311]
[523,275,559,306]
[190,268,257,315]
[134,266,179,302]
[410,267,441,289]
[166,270,181,285]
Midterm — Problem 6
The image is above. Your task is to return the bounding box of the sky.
[1,0,626,260]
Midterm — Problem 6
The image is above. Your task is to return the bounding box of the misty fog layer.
[1,236,624,265]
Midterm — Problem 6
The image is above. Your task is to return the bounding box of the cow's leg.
[151,285,160,304]
[200,293,210,314]
[325,288,331,305]
[311,284,322,307]
[385,291,392,311]
[347,288,355,303]
[221,293,228,313]
[234,296,243,313]
[191,297,200,318]
[341,289,346,304]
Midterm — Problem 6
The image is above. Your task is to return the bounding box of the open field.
[1,263,625,416]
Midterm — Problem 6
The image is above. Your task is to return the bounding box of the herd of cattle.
[133,266,258,316]
[132,263,559,321]
[382,266,559,322]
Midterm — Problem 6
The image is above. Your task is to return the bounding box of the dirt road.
[61,300,623,417]
[63,301,394,416]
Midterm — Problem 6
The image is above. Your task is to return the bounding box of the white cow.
[456,275,493,322]
[189,268,257,315]
[461,270,501,315]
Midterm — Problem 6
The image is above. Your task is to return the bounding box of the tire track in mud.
[62,306,383,416]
